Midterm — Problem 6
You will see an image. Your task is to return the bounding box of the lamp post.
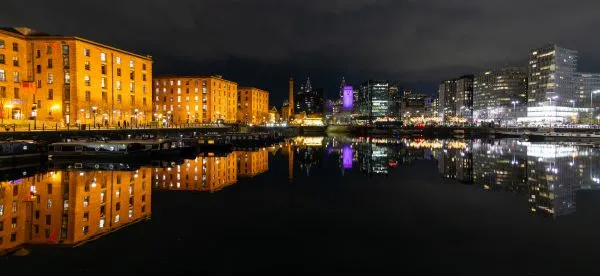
[547,96,558,127]
[569,100,575,108]
[511,101,519,126]
[134,109,139,128]
[5,104,13,121]
[92,106,97,129]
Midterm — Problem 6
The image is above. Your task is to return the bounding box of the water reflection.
[152,149,269,192]
[0,167,151,253]
[1,147,273,255]
[3,139,600,255]
[305,136,600,219]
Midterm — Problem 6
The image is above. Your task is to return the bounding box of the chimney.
[288,77,294,118]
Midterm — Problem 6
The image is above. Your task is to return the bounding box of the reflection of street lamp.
[92,106,97,128]
[5,103,13,120]
[511,101,519,125]
[548,96,558,126]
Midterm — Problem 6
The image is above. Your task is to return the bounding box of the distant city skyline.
[5,1,600,105]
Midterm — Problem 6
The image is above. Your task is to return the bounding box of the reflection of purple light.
[343,85,353,110]
[343,145,353,169]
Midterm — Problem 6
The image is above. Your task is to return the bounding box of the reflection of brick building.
[236,149,269,177]
[0,169,152,253]
[152,153,238,192]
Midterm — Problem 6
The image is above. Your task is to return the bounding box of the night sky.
[3,0,600,105]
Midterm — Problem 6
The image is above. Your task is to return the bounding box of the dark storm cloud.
[3,0,600,103]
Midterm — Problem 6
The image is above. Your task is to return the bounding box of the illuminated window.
[129,82,134,92]
[13,71,19,82]
[83,196,89,207]
[116,56,121,64]
[129,60,134,69]
[12,56,18,66]
[84,48,90,57]
[48,73,53,84]
[0,69,5,81]
[84,75,90,86]
[100,52,106,62]
[115,215,120,223]
[116,80,121,90]
[0,40,4,49]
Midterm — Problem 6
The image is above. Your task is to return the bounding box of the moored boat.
[48,141,151,160]
[0,140,46,164]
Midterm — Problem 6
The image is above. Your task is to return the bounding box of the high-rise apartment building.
[455,75,474,119]
[358,80,391,121]
[576,73,600,108]
[295,77,324,115]
[437,79,456,121]
[437,75,474,123]
[473,67,528,122]
[153,76,237,124]
[0,27,152,127]
[528,44,577,107]
[237,87,269,125]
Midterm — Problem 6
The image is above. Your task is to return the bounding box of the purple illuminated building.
[342,145,353,169]
[343,85,353,111]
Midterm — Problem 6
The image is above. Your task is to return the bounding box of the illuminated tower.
[288,77,294,119]
[339,77,346,98]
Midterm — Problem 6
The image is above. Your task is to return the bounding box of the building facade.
[473,67,528,123]
[576,73,600,108]
[295,78,324,116]
[437,80,456,122]
[358,80,391,122]
[455,75,474,120]
[0,27,152,128]
[153,76,237,124]
[528,44,577,108]
[400,92,428,119]
[237,87,269,125]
